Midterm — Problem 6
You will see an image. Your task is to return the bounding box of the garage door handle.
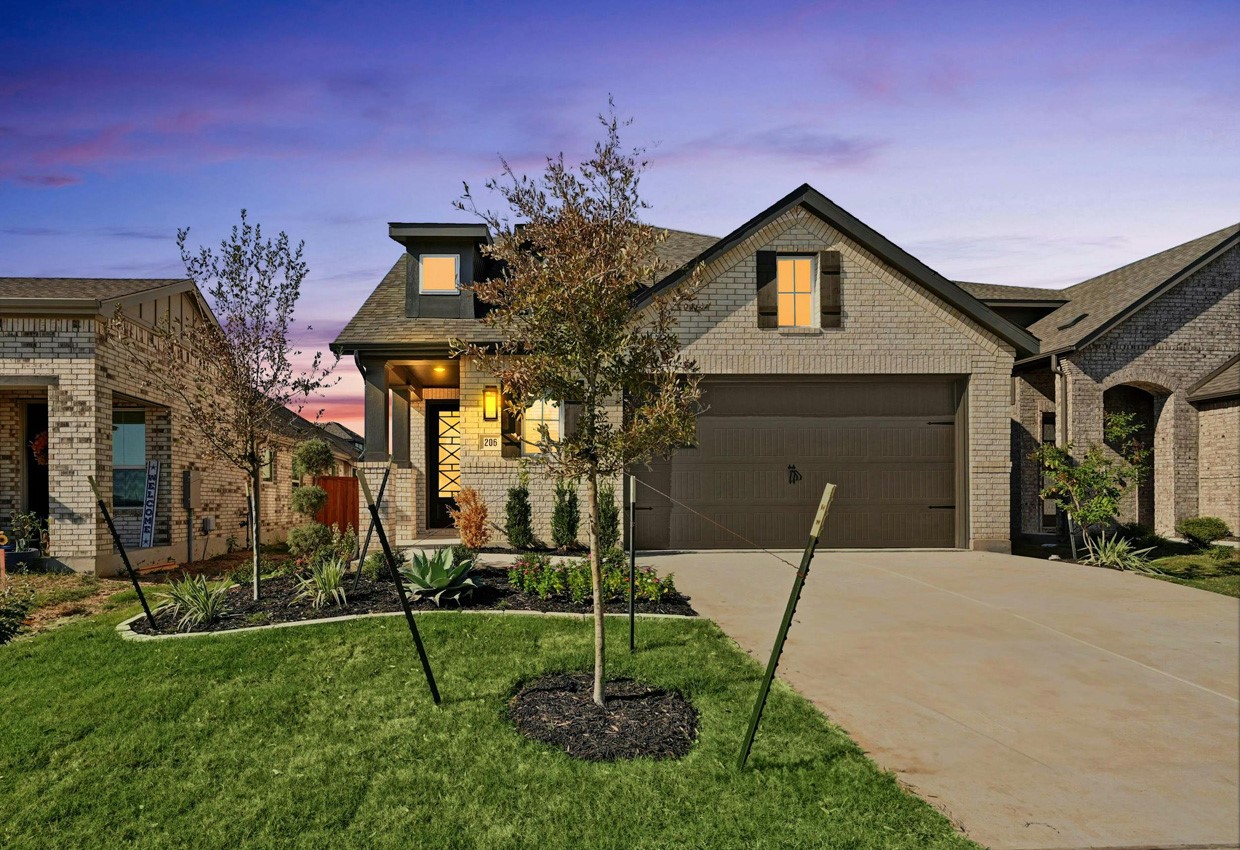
[928,505,955,510]
[927,420,954,425]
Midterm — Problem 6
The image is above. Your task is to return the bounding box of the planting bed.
[127,567,696,635]
[508,672,698,761]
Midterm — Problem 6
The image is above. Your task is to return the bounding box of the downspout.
[1049,353,1077,559]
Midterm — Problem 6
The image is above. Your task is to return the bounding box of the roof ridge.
[1065,222,1240,294]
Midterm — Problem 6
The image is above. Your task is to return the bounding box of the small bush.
[322,524,358,564]
[507,552,675,604]
[9,510,45,552]
[400,548,476,606]
[551,480,579,550]
[0,588,34,644]
[1083,535,1159,573]
[287,522,333,561]
[292,438,335,480]
[596,483,620,552]
[1208,544,1237,563]
[294,556,349,609]
[290,485,328,518]
[155,575,231,631]
[1176,516,1231,548]
[505,485,536,551]
[448,487,491,551]
[363,548,403,580]
[450,544,472,567]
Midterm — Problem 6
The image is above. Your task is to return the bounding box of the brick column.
[1154,391,1199,535]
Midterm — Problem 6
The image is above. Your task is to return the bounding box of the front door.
[426,401,461,527]
[25,402,49,519]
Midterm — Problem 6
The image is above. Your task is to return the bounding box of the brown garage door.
[635,377,961,549]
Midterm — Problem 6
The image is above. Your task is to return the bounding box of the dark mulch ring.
[508,673,698,762]
[128,567,695,635]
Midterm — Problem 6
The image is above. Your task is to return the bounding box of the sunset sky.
[3,0,1237,432]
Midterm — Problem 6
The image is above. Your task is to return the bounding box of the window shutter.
[562,402,582,438]
[755,251,778,328]
[819,250,842,328]
[500,390,522,458]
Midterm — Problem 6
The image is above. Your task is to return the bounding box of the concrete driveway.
[644,549,1240,850]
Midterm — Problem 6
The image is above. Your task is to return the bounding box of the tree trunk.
[249,465,262,601]
[586,469,605,707]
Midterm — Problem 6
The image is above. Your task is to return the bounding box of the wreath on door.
[30,430,48,466]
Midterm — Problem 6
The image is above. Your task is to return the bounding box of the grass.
[1148,550,1240,597]
[0,609,977,850]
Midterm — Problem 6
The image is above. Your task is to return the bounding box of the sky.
[2,0,1238,432]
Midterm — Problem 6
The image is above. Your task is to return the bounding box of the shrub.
[596,483,620,552]
[0,588,34,644]
[1208,544,1237,564]
[448,487,491,551]
[399,548,476,606]
[1176,516,1231,548]
[551,480,579,550]
[290,485,328,518]
[294,556,349,609]
[155,575,231,631]
[507,552,675,604]
[450,544,472,567]
[363,548,403,580]
[287,522,333,560]
[1082,535,1159,573]
[8,510,44,552]
[505,485,536,551]
[322,524,358,564]
[292,438,335,480]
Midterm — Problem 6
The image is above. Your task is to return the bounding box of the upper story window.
[522,400,561,456]
[777,256,816,328]
[419,254,460,294]
[112,409,146,507]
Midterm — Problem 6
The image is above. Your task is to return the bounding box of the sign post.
[737,482,836,770]
[357,468,440,705]
[88,475,158,630]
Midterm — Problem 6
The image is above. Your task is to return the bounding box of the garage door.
[635,377,961,549]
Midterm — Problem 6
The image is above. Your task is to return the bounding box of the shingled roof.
[1188,353,1240,403]
[0,277,191,305]
[955,281,1069,303]
[1026,223,1240,355]
[332,228,719,353]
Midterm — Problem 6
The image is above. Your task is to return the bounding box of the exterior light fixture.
[483,385,499,421]
[433,366,446,374]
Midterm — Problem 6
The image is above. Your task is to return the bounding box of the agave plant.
[399,547,476,606]
[1083,532,1161,573]
[293,556,349,609]
[155,575,232,631]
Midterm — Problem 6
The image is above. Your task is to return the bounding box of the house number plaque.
[478,436,500,453]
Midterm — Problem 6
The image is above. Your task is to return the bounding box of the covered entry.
[635,376,965,549]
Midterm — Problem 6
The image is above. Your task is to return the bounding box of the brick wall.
[1198,399,1239,531]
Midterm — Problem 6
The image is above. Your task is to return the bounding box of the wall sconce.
[483,385,499,421]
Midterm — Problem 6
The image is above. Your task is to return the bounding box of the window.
[522,400,560,456]
[261,448,275,482]
[112,410,146,507]
[1040,412,1057,531]
[777,256,816,328]
[419,254,460,294]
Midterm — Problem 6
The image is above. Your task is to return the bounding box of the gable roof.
[1188,353,1240,404]
[321,421,365,448]
[0,277,194,313]
[955,281,1069,303]
[1025,223,1240,356]
[267,403,361,459]
[331,228,720,355]
[634,184,1040,358]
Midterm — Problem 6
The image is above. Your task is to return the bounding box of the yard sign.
[140,459,160,548]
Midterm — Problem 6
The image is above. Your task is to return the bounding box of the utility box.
[182,470,202,511]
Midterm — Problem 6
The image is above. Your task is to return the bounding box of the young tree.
[111,211,336,599]
[458,106,703,706]
[1034,411,1152,561]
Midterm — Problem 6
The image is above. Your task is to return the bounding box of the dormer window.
[419,254,460,294]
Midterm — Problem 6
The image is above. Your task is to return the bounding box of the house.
[333,186,1238,551]
[961,223,1240,537]
[0,277,357,575]
[320,421,365,457]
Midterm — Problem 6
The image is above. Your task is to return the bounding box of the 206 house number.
[479,436,500,452]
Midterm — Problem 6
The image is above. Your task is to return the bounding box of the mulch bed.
[127,567,695,636]
[508,673,698,761]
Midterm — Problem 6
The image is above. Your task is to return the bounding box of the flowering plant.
[29,431,47,466]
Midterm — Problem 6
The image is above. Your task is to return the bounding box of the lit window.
[112,409,146,507]
[777,256,816,328]
[419,254,460,294]
[261,448,275,482]
[522,400,560,455]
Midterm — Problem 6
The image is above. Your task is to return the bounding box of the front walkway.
[643,549,1240,850]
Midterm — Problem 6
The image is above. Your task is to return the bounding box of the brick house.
[333,184,1046,551]
[963,223,1240,538]
[0,277,358,575]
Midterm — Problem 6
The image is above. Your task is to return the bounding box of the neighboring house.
[333,185,1043,551]
[320,421,365,457]
[961,223,1240,537]
[0,277,356,575]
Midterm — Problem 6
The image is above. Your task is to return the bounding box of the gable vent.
[1056,312,1088,330]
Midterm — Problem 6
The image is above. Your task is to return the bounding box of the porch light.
[483,385,499,421]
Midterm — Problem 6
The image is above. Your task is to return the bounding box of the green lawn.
[0,609,976,850]
[1149,550,1240,597]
